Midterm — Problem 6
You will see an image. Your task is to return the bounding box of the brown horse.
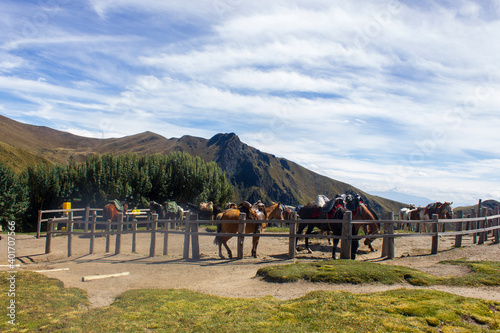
[297,196,348,259]
[347,195,380,254]
[352,203,380,253]
[103,201,128,229]
[420,201,453,232]
[214,202,283,259]
[423,201,453,219]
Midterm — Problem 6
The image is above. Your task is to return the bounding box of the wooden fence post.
[163,216,169,256]
[67,211,73,257]
[454,210,463,248]
[89,210,96,254]
[494,207,500,244]
[288,212,298,259]
[149,214,158,257]
[37,210,43,239]
[105,218,111,253]
[45,218,53,254]
[115,213,123,255]
[431,214,439,254]
[190,214,200,260]
[237,213,246,259]
[470,209,477,244]
[132,217,137,253]
[340,211,352,259]
[479,207,488,244]
[382,212,394,259]
[84,206,90,233]
[183,213,191,259]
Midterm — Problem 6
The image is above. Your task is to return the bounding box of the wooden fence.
[37,207,500,260]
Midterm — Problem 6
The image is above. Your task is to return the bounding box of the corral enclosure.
[36,206,500,260]
[4,206,499,311]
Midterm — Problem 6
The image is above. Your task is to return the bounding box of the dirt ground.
[2,229,499,308]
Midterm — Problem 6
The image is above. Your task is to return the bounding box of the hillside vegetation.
[0,152,233,231]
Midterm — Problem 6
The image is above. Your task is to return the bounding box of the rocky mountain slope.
[0,114,404,215]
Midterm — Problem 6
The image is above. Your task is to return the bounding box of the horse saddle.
[110,199,124,212]
[164,201,179,214]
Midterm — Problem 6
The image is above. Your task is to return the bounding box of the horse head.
[199,201,213,212]
[281,204,292,220]
[225,202,237,209]
[149,201,164,217]
[440,201,453,219]
[265,202,283,220]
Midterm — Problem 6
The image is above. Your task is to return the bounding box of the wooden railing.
[38,207,500,260]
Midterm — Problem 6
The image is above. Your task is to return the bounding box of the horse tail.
[103,204,110,221]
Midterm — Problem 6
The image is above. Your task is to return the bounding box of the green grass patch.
[265,226,290,233]
[0,271,89,332]
[257,260,443,285]
[1,272,499,332]
[257,259,500,288]
[200,224,217,232]
[439,259,500,286]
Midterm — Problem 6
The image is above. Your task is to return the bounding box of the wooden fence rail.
[39,207,500,260]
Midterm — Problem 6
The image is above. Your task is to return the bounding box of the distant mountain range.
[0,114,406,216]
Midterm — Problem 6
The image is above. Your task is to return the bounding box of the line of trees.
[0,152,234,232]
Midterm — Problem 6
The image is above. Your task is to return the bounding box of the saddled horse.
[421,201,453,232]
[296,196,349,258]
[348,195,380,250]
[423,201,453,219]
[214,202,283,259]
[196,201,223,220]
[407,206,424,232]
[164,201,184,220]
[346,194,380,253]
[103,200,128,230]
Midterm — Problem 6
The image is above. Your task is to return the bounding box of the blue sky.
[1,0,500,206]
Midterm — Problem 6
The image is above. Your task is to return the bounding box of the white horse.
[399,204,415,229]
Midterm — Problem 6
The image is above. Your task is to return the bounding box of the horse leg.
[224,241,233,259]
[218,241,225,259]
[250,223,262,258]
[364,238,375,252]
[220,239,232,259]
[351,239,359,260]
[351,224,359,260]
[332,238,340,259]
[296,223,306,251]
[251,236,259,258]
[304,224,315,253]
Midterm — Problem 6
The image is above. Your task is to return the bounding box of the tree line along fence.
[36,207,500,260]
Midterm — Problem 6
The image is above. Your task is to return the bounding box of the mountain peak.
[207,133,240,147]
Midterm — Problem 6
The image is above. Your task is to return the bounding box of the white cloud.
[2,0,500,205]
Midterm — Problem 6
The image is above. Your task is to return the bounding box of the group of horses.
[296,194,380,260]
[101,194,381,260]
[399,202,453,232]
[213,194,380,260]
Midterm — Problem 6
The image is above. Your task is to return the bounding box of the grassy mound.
[257,260,442,285]
[256,259,500,287]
